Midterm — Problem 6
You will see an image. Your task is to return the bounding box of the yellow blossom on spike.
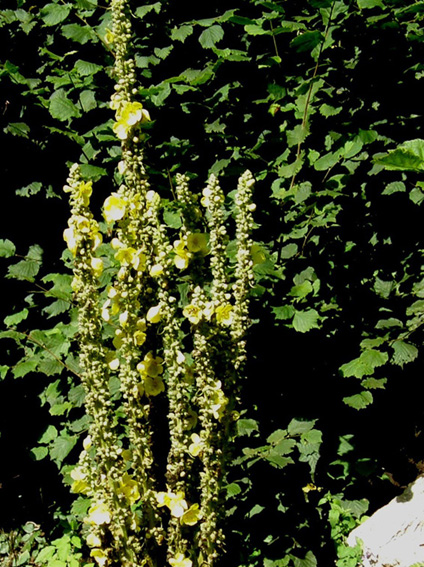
[188,433,203,457]
[137,352,163,378]
[90,257,103,278]
[144,375,165,397]
[113,329,124,349]
[83,435,92,450]
[150,263,164,278]
[106,351,120,370]
[114,246,136,266]
[211,381,228,420]
[173,239,190,270]
[183,304,202,325]
[113,101,150,141]
[181,503,201,526]
[86,533,102,548]
[215,303,234,325]
[187,233,208,254]
[91,229,102,251]
[76,180,93,207]
[146,304,162,324]
[63,226,78,256]
[119,473,140,505]
[104,29,115,44]
[169,553,193,567]
[85,501,111,525]
[201,187,212,208]
[103,193,127,223]
[91,548,108,567]
[169,493,188,518]
[70,466,89,494]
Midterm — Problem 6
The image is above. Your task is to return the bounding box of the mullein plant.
[62,1,257,566]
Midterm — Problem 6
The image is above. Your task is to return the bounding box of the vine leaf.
[343,391,373,410]
[375,139,424,172]
[391,340,418,367]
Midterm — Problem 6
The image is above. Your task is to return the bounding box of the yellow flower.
[251,243,266,265]
[156,491,188,518]
[86,533,102,548]
[70,466,89,494]
[91,548,108,567]
[201,187,212,208]
[183,304,202,325]
[169,554,193,567]
[211,382,228,420]
[85,501,111,526]
[106,351,120,370]
[63,226,78,256]
[187,233,208,254]
[104,29,115,44]
[146,304,162,324]
[137,351,164,378]
[119,473,140,505]
[144,375,165,397]
[113,329,124,349]
[215,303,234,326]
[114,246,136,266]
[103,193,127,223]
[181,503,201,526]
[90,257,103,278]
[83,435,92,450]
[76,180,93,207]
[188,433,203,457]
[150,263,164,278]
[173,239,190,270]
[113,101,150,141]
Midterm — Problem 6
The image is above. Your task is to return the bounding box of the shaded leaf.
[343,391,373,410]
[0,239,16,258]
[392,340,418,367]
[292,309,320,333]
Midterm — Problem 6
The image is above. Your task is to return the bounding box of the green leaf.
[135,3,161,18]
[272,305,295,320]
[237,419,259,437]
[340,349,388,378]
[376,139,424,172]
[292,309,320,333]
[199,25,224,49]
[343,391,373,410]
[170,25,193,42]
[0,239,16,258]
[244,24,268,35]
[374,276,394,298]
[293,551,317,567]
[30,446,48,460]
[40,3,71,26]
[39,425,58,444]
[357,0,384,8]
[291,31,323,53]
[16,182,43,197]
[79,164,107,181]
[5,122,30,137]
[287,124,309,147]
[382,181,406,195]
[362,377,387,389]
[392,340,418,367]
[267,429,287,444]
[4,308,29,328]
[289,280,313,299]
[280,243,298,259]
[163,210,182,229]
[12,358,38,378]
[0,365,8,380]
[61,23,94,44]
[288,418,316,436]
[49,89,81,121]
[50,434,78,466]
[7,258,40,281]
[410,187,424,205]
[79,90,97,112]
[73,60,102,76]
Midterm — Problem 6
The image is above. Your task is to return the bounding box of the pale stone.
[347,476,424,567]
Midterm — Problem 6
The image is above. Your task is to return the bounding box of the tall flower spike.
[63,165,135,567]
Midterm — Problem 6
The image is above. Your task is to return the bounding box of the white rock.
[347,476,424,567]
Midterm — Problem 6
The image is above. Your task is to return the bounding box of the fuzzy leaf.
[376,139,424,172]
[4,308,29,328]
[50,434,78,465]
